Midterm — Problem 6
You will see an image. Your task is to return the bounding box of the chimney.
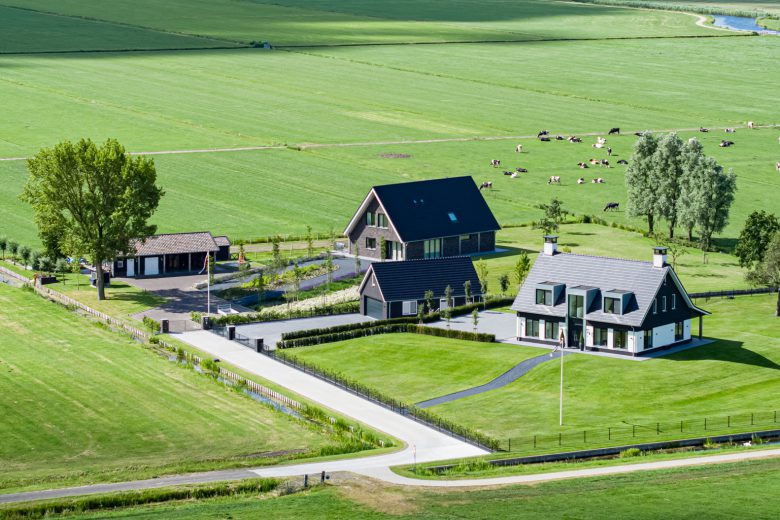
[543,235,558,256]
[653,246,667,268]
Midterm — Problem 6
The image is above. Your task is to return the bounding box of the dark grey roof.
[131,232,219,256]
[370,176,500,242]
[213,235,231,247]
[363,256,482,302]
[511,252,676,327]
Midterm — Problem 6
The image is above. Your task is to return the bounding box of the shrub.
[212,301,359,326]
[619,448,642,458]
[142,316,160,333]
[201,358,220,377]
[190,311,202,324]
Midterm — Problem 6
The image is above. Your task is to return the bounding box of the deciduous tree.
[21,139,163,300]
[694,162,736,252]
[514,251,531,287]
[534,198,567,236]
[653,133,685,238]
[746,231,780,316]
[625,133,659,234]
[734,211,779,269]
[0,236,7,260]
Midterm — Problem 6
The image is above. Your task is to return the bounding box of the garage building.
[112,232,221,278]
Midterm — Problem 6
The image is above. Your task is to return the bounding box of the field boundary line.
[0,3,245,47]
[2,124,778,161]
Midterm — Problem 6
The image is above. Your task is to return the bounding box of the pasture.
[0,284,333,493]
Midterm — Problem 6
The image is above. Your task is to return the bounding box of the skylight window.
[448,212,458,222]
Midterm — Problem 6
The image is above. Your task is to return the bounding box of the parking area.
[427,310,517,341]
[235,313,373,349]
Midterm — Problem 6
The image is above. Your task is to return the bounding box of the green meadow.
[0,284,334,493]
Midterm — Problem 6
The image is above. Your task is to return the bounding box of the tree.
[417,304,424,324]
[324,250,335,291]
[55,258,69,284]
[291,262,304,301]
[21,138,163,300]
[329,226,337,252]
[237,243,247,272]
[514,251,531,287]
[0,236,6,260]
[472,308,479,333]
[534,198,567,236]
[39,256,54,274]
[443,284,454,329]
[657,237,687,270]
[19,246,31,269]
[271,235,282,269]
[306,225,314,258]
[746,231,780,316]
[694,162,737,252]
[354,244,361,275]
[424,289,434,315]
[625,132,660,234]
[653,133,685,238]
[735,211,779,270]
[463,279,472,304]
[248,272,268,304]
[677,137,706,241]
[475,259,489,298]
[30,250,42,272]
[379,236,386,261]
[499,273,510,296]
[72,257,82,290]
[8,240,18,262]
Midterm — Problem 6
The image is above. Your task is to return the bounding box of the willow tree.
[625,133,659,234]
[21,138,163,300]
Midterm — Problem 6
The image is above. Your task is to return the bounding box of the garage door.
[364,297,384,320]
[144,256,160,276]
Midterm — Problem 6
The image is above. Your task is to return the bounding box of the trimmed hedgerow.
[212,301,359,326]
[277,324,494,349]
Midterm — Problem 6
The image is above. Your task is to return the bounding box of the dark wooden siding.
[641,273,698,329]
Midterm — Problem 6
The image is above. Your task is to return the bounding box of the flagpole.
[207,254,210,316]
[559,347,564,426]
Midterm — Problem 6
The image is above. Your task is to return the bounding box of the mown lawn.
[0,284,333,493]
[55,457,780,520]
[432,294,780,443]
[282,334,544,403]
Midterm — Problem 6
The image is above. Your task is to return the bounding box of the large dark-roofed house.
[358,256,482,320]
[112,232,221,278]
[510,236,709,356]
[344,176,501,261]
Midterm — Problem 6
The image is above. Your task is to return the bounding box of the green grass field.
[39,457,780,519]
[282,334,544,403]
[573,0,780,17]
[0,284,334,493]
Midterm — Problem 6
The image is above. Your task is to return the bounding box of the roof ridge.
[373,175,472,190]
[541,251,658,266]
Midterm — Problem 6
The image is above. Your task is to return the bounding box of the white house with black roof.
[112,232,222,278]
[344,176,501,261]
[358,256,482,320]
[510,236,709,356]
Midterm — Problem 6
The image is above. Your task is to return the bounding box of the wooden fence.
[689,287,778,299]
[3,264,303,412]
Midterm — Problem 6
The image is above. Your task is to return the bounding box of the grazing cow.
[515,144,523,153]
[601,159,610,167]
[537,130,549,137]
[607,147,613,156]
[511,172,518,178]
[748,121,754,129]
[548,176,561,184]
[604,202,619,211]
[776,162,780,172]
[577,178,585,184]
[699,127,709,133]
[719,140,734,148]
[617,159,628,165]
[490,159,501,167]
[634,132,644,136]
[596,178,606,183]
[578,162,589,169]
[568,136,582,143]
[479,181,493,190]
[598,137,607,144]
[503,170,514,176]
[589,158,599,165]
[608,127,620,135]
[539,136,551,142]
[516,167,528,173]
[556,135,565,141]
[592,143,605,149]
[725,128,735,133]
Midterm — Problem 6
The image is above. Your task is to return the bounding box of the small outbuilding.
[112,232,223,278]
[213,235,232,262]
[358,256,482,320]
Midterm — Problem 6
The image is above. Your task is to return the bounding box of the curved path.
[416,351,566,408]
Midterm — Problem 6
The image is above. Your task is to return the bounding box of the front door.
[569,322,584,349]
[126,258,135,277]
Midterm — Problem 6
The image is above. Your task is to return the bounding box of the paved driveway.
[428,310,517,341]
[235,313,372,348]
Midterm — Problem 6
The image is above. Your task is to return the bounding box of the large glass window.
[644,331,654,350]
[365,237,376,250]
[545,321,559,340]
[402,301,418,315]
[377,213,388,228]
[366,212,375,226]
[603,297,620,314]
[526,319,540,338]
[568,295,584,318]
[613,330,628,349]
[536,289,553,306]
[593,327,608,346]
[675,321,684,341]
[424,239,441,259]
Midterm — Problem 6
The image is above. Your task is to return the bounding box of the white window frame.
[366,237,377,250]
[662,295,667,312]
[366,212,375,226]
[117,260,124,268]
[672,294,676,310]
[402,301,418,315]
[439,298,449,310]
[377,213,388,229]
[653,299,657,314]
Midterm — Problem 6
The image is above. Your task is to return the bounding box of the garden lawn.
[481,223,750,297]
[282,334,544,404]
[0,284,332,493]
[47,457,780,520]
[431,294,780,443]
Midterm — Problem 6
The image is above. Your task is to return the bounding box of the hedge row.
[277,324,495,349]
[0,479,280,519]
[211,301,359,326]
[274,350,500,451]
[280,296,515,341]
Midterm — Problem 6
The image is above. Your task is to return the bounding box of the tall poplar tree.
[625,133,659,234]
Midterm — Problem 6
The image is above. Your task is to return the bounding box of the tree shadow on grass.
[667,339,780,371]
[484,245,534,260]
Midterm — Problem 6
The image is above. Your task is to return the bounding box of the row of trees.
[626,133,736,250]
[0,235,75,282]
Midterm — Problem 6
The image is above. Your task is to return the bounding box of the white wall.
[684,319,692,341]
[635,330,645,352]
[539,319,546,340]
[607,328,614,349]
[654,323,675,348]
[585,325,594,347]
[517,317,525,338]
